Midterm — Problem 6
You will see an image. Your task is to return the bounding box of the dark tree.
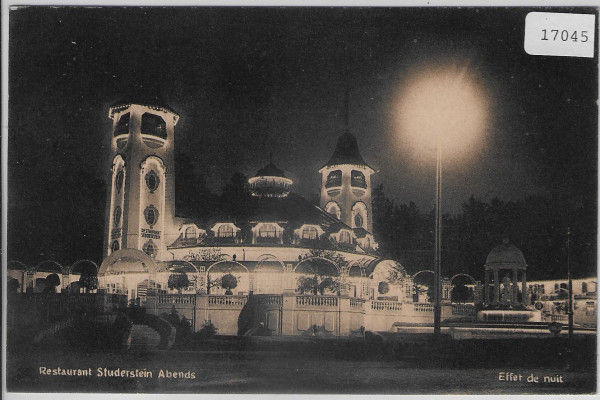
[450,284,472,303]
[175,152,218,219]
[78,272,98,292]
[221,273,238,295]
[7,277,20,294]
[318,277,339,295]
[168,273,190,293]
[44,273,61,293]
[378,281,390,295]
[297,276,319,295]
[219,172,253,221]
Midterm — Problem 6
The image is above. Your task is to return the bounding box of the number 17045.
[542,29,589,42]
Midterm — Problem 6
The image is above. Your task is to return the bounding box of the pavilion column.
[521,271,527,305]
[512,268,519,304]
[484,269,490,303]
[493,268,499,304]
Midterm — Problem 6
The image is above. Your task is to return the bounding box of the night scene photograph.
[4,4,598,396]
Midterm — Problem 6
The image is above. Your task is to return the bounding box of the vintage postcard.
[3,4,598,397]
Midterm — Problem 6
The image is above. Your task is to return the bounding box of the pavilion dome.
[485,238,527,267]
[248,156,293,198]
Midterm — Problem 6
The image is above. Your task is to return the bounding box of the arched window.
[259,224,277,238]
[582,282,588,293]
[113,206,122,226]
[115,170,124,193]
[302,226,318,240]
[351,170,367,188]
[325,170,342,188]
[111,240,120,253]
[141,113,167,139]
[113,113,130,136]
[184,226,197,239]
[326,202,341,220]
[354,214,363,228]
[217,225,234,238]
[339,231,351,244]
[365,236,371,249]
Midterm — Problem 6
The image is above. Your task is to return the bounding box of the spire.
[343,83,350,133]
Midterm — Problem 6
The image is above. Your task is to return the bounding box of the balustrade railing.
[370,300,402,311]
[208,295,248,306]
[543,313,568,323]
[451,304,476,315]
[414,303,434,313]
[158,294,197,305]
[296,296,338,307]
[256,295,282,306]
[350,298,365,308]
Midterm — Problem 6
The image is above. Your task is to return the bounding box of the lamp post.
[393,63,489,337]
[567,227,573,367]
[433,135,442,336]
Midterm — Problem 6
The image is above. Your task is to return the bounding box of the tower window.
[351,170,367,188]
[325,170,342,188]
[113,113,130,136]
[145,170,160,192]
[302,226,318,240]
[326,202,341,220]
[141,113,167,139]
[217,225,234,238]
[144,205,159,227]
[354,214,363,228]
[339,231,351,244]
[115,170,124,193]
[113,206,122,226]
[111,240,120,253]
[184,226,197,239]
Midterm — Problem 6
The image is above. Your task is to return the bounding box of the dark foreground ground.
[7,334,596,395]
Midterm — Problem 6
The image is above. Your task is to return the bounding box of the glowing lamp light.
[393,63,490,160]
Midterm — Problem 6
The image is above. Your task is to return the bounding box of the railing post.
[281,291,295,336]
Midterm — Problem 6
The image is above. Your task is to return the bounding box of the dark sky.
[8,6,598,263]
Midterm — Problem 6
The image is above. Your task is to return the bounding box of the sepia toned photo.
[4,5,598,396]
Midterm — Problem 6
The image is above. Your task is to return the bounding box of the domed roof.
[248,156,293,198]
[255,162,287,178]
[109,83,178,117]
[485,239,527,266]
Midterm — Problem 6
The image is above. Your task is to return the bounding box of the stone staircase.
[129,324,161,350]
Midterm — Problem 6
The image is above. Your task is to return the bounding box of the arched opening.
[294,257,340,295]
[69,260,100,293]
[29,261,65,293]
[98,249,158,302]
[325,201,341,220]
[254,256,286,294]
[206,261,250,295]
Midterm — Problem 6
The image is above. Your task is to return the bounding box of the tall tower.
[103,97,179,260]
[319,131,375,232]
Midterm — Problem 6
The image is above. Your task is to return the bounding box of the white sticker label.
[524,12,595,58]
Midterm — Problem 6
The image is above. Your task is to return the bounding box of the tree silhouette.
[221,273,238,295]
[168,273,190,293]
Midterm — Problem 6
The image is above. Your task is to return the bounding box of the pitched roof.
[322,131,372,170]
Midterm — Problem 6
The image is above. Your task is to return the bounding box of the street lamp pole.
[433,135,442,336]
[567,227,573,342]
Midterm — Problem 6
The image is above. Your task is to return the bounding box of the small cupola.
[248,154,293,198]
